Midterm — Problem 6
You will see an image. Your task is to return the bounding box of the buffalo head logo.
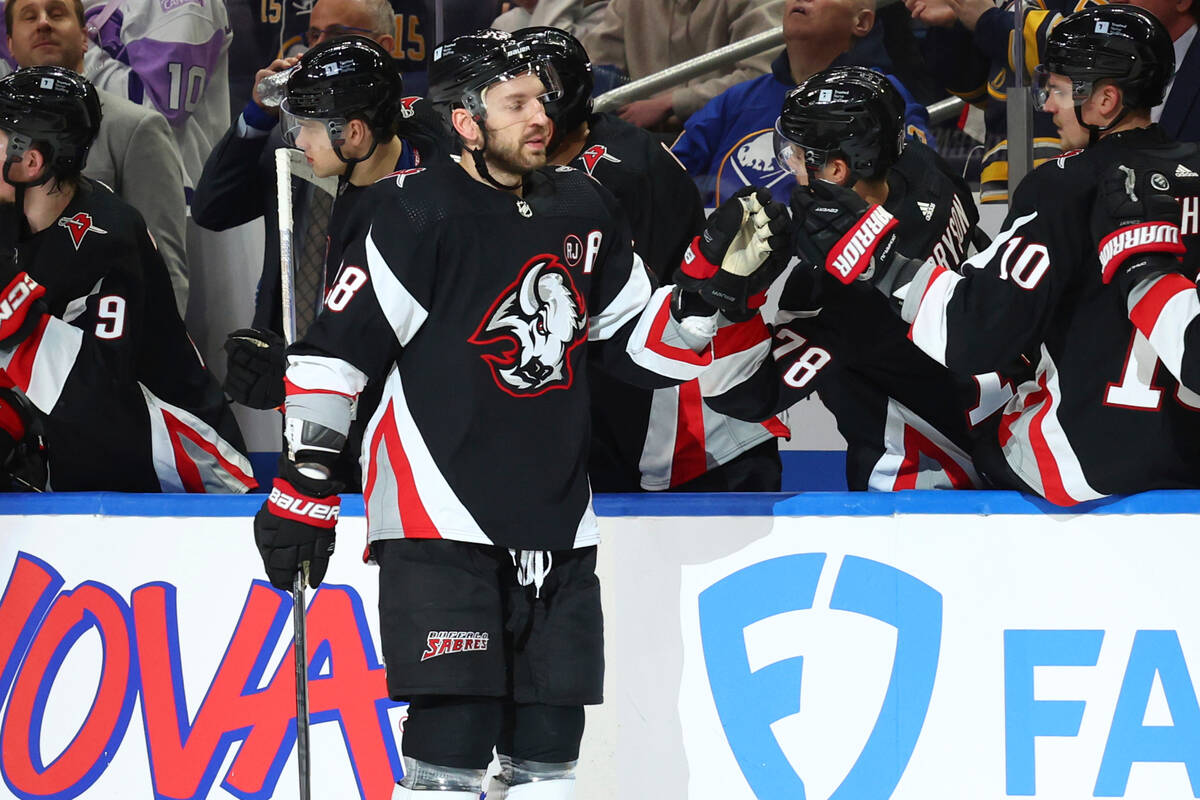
[470,255,587,397]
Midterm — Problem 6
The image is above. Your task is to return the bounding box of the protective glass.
[280,101,347,148]
[1032,65,1093,111]
[472,61,564,125]
[772,118,830,180]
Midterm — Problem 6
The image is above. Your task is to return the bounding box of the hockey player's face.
[293,119,344,178]
[1041,72,1089,149]
[7,0,87,71]
[481,73,553,174]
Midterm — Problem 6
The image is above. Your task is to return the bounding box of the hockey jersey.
[900,126,1200,503]
[287,161,723,550]
[82,0,232,189]
[706,141,1008,490]
[1102,142,1200,402]
[578,112,783,492]
[0,180,254,492]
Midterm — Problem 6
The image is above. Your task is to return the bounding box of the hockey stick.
[275,147,308,800]
[275,146,340,800]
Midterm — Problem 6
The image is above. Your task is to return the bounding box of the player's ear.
[24,147,46,183]
[851,6,875,38]
[451,108,483,150]
[827,156,851,186]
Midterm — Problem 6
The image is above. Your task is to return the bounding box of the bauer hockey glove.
[0,272,47,349]
[1093,164,1187,303]
[673,187,791,322]
[254,459,339,591]
[223,328,287,409]
[790,181,923,307]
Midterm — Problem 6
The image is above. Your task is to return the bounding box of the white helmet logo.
[39,77,55,89]
[1095,20,1109,33]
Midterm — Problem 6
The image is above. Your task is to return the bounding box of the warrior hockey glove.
[0,272,47,349]
[673,187,790,322]
[1093,164,1187,301]
[254,460,339,591]
[223,328,287,409]
[789,180,912,291]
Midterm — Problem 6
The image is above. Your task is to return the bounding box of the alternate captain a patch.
[57,212,108,250]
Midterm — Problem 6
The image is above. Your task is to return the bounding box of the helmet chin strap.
[1073,97,1130,148]
[469,122,522,192]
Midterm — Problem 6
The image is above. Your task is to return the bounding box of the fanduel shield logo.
[698,554,942,798]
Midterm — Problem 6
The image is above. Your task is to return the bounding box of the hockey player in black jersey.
[790,5,1200,504]
[219,36,442,412]
[250,29,788,800]
[707,66,1005,490]
[0,67,254,492]
[516,25,787,492]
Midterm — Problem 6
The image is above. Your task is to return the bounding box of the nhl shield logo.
[57,212,108,250]
[694,554,942,797]
[469,255,588,397]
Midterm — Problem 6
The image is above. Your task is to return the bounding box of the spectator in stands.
[79,0,231,193]
[582,0,785,130]
[5,0,190,315]
[1113,0,1199,140]
[671,0,931,205]
[0,67,253,494]
[493,0,608,39]
[908,0,1101,203]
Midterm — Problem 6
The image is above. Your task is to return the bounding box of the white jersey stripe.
[0,317,85,414]
[1002,348,1104,505]
[588,251,653,342]
[366,225,429,348]
[1129,272,1199,385]
[870,398,980,491]
[908,267,960,367]
[625,287,714,381]
[364,368,491,545]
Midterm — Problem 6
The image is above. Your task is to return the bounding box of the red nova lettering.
[827,205,898,284]
[0,552,404,800]
[421,631,490,661]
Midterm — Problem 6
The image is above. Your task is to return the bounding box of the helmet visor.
[1032,64,1094,111]
[471,60,564,125]
[280,100,348,148]
[773,118,832,182]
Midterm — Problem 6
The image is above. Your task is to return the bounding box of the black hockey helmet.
[514,26,593,150]
[282,35,404,154]
[428,28,562,125]
[0,66,102,187]
[1037,5,1175,111]
[773,66,905,185]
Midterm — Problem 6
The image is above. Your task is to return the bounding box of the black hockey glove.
[1092,164,1187,302]
[0,386,45,491]
[0,272,48,349]
[254,459,340,591]
[790,181,923,306]
[673,187,791,322]
[223,328,287,409]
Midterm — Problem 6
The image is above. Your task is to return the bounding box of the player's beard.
[485,125,549,178]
